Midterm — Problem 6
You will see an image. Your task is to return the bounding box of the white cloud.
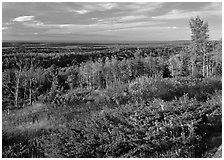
[119,15,147,22]
[97,19,104,22]
[167,26,177,29]
[152,3,222,20]
[203,2,222,10]
[98,3,117,10]
[2,26,8,30]
[43,20,165,35]
[3,22,13,25]
[152,8,221,20]
[95,15,147,25]
[74,9,89,14]
[95,26,186,35]
[23,20,75,29]
[74,3,117,13]
[58,24,73,28]
[13,16,34,22]
[23,20,44,27]
[133,2,164,14]
[65,2,163,16]
[152,9,188,19]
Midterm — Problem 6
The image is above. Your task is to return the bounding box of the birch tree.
[189,16,209,77]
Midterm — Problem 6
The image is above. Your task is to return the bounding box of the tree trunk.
[210,59,212,76]
[202,56,205,77]
[23,79,27,107]
[211,60,214,76]
[202,55,205,77]
[202,45,206,77]
[106,74,109,89]
[207,58,209,77]
[192,61,195,77]
[212,60,215,76]
[171,64,174,77]
[15,69,21,108]
[29,78,32,105]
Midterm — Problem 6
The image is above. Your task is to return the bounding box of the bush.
[32,91,221,158]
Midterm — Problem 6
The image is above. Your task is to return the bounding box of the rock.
[213,145,222,158]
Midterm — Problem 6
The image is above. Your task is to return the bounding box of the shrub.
[33,92,221,158]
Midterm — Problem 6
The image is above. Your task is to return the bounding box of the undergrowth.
[2,77,222,158]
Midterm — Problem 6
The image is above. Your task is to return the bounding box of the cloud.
[152,2,222,20]
[167,26,177,29]
[2,26,8,30]
[43,20,165,35]
[151,8,221,20]
[152,9,188,19]
[69,2,162,14]
[203,2,221,10]
[3,22,13,26]
[12,16,60,29]
[133,2,164,13]
[23,20,45,27]
[2,2,221,41]
[95,15,148,24]
[19,12,162,33]
[73,9,89,14]
[119,15,147,22]
[72,2,118,13]
[98,3,117,10]
[78,2,164,16]
[93,26,187,37]
[13,16,34,22]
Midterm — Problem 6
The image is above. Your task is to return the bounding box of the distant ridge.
[2,40,191,44]
[2,40,192,48]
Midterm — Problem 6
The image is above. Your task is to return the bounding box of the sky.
[2,2,222,42]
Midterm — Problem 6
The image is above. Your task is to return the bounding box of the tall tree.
[209,39,222,76]
[14,57,24,108]
[189,16,209,77]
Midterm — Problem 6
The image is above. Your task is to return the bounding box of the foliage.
[27,91,221,158]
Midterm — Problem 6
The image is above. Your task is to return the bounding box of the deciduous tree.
[189,16,209,77]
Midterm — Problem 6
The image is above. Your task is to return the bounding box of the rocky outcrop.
[213,145,222,158]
